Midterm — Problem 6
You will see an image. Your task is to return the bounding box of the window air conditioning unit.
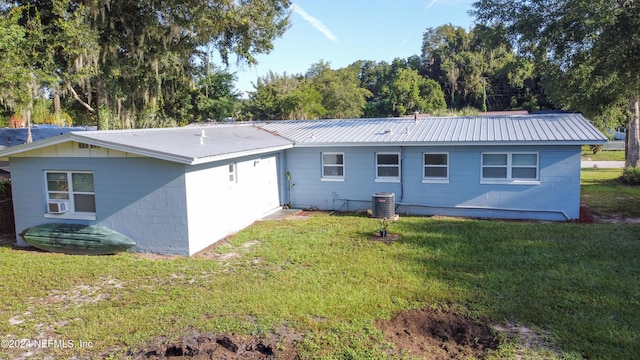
[47,201,69,214]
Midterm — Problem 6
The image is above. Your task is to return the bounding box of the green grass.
[581,147,625,161]
[1,170,639,359]
[581,168,640,218]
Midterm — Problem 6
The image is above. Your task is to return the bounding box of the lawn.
[0,170,639,359]
[581,147,625,161]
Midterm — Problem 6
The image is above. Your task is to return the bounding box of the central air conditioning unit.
[47,201,69,214]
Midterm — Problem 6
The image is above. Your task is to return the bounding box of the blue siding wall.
[285,145,581,220]
[10,157,190,255]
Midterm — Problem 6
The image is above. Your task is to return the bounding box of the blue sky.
[225,0,477,96]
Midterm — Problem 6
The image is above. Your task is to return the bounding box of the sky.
[223,0,477,97]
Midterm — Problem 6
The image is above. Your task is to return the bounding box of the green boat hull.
[22,223,136,255]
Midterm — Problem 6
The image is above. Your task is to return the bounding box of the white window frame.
[375,152,401,183]
[228,163,237,183]
[44,171,97,220]
[422,152,449,184]
[480,152,540,185]
[321,152,345,182]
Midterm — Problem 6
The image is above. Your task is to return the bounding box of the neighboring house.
[0,114,606,256]
[0,126,95,180]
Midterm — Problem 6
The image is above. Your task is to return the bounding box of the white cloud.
[425,0,439,10]
[291,3,338,42]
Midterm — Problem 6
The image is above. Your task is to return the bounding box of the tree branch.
[67,84,95,112]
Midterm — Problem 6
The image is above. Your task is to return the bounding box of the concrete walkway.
[581,160,625,169]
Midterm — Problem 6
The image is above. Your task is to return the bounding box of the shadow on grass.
[396,218,640,359]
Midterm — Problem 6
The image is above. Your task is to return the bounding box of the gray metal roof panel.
[256,114,607,145]
[73,125,292,164]
[0,125,293,164]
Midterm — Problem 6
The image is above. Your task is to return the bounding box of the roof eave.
[0,133,74,160]
[292,140,609,147]
[190,143,293,165]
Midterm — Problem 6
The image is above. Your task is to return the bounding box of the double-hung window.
[481,153,539,184]
[45,171,96,218]
[322,152,344,181]
[423,153,449,183]
[376,153,401,182]
[228,163,237,183]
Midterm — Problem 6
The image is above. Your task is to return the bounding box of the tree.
[246,71,325,120]
[382,68,446,116]
[3,0,291,129]
[420,23,546,112]
[193,63,240,122]
[472,0,640,167]
[307,61,371,119]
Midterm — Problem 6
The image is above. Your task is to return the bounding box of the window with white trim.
[376,152,400,181]
[423,153,449,182]
[228,163,237,183]
[45,171,96,213]
[322,152,344,180]
[481,153,539,182]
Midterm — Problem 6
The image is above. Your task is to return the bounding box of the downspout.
[400,146,405,202]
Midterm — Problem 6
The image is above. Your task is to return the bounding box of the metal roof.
[0,125,293,165]
[0,114,607,164]
[0,126,94,149]
[256,114,607,146]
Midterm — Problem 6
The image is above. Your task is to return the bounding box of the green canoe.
[21,223,136,255]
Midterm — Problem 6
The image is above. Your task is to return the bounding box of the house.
[260,114,606,220]
[0,125,95,180]
[0,114,607,256]
[0,126,292,256]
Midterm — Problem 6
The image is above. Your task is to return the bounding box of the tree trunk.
[96,78,102,130]
[626,95,640,168]
[53,88,61,125]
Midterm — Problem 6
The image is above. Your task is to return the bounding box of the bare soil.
[125,327,302,360]
[376,308,500,359]
[122,307,502,359]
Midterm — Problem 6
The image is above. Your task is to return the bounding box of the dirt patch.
[369,232,401,244]
[574,204,597,223]
[376,307,499,359]
[194,238,262,262]
[577,203,640,224]
[124,327,303,360]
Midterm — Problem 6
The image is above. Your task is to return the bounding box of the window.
[322,152,344,181]
[228,163,237,183]
[376,153,400,182]
[481,153,539,183]
[423,153,448,183]
[45,171,96,213]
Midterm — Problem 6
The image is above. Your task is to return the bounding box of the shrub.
[622,167,640,184]
[590,145,603,154]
